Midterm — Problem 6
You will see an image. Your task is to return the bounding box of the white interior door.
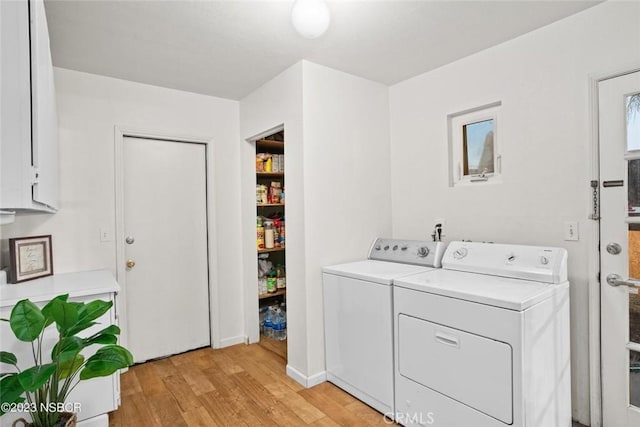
[599,70,640,426]
[123,136,210,363]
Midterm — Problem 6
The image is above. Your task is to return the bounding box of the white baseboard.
[218,335,246,348]
[286,364,327,388]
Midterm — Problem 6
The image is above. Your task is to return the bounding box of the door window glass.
[630,159,640,217]
[629,93,640,152]
[631,350,640,407]
[630,224,640,346]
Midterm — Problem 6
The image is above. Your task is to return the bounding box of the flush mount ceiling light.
[291,0,331,39]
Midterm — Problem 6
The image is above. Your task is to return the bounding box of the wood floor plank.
[308,416,342,427]
[202,364,243,402]
[147,393,188,427]
[152,357,179,378]
[123,393,161,426]
[264,381,326,424]
[133,363,169,398]
[180,406,221,427]
[298,387,366,426]
[163,374,202,412]
[119,368,142,397]
[180,364,216,396]
[313,381,360,406]
[208,350,244,375]
[199,390,247,426]
[233,372,305,427]
[259,336,288,359]
[345,400,390,425]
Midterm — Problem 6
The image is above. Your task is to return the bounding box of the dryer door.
[398,314,513,424]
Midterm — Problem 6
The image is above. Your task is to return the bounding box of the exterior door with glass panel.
[599,70,640,426]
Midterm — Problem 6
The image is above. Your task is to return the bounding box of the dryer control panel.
[368,238,446,267]
[442,241,568,283]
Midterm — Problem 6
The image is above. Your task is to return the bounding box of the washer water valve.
[432,223,444,242]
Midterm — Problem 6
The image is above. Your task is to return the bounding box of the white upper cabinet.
[1,0,58,213]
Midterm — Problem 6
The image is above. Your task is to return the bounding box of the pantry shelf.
[258,247,285,254]
[257,172,284,178]
[258,289,286,300]
[256,139,285,151]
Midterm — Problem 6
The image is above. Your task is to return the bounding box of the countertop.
[0,270,120,308]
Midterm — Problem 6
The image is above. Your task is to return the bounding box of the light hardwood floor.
[108,338,391,426]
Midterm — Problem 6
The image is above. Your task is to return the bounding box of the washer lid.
[394,269,568,311]
[322,260,433,285]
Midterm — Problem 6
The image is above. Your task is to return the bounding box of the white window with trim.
[448,102,502,186]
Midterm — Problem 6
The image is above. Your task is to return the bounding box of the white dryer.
[393,241,571,427]
[323,238,446,416]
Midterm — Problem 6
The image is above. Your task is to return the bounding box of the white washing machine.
[323,238,446,416]
[393,241,571,427]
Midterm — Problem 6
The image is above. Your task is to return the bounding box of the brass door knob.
[126,259,136,269]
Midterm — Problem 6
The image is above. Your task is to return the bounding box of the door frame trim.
[589,65,640,427]
[113,126,221,350]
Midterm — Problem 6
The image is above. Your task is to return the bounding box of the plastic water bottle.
[263,307,274,338]
[272,308,283,341]
[279,308,287,341]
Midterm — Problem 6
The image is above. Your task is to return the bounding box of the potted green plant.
[0,294,133,427]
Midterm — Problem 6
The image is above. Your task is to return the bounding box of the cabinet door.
[30,0,58,209]
[0,0,32,208]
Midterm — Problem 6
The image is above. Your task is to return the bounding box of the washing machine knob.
[452,247,468,259]
[384,245,390,250]
[540,255,550,265]
[417,247,430,257]
[375,245,381,251]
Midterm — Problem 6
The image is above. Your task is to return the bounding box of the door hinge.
[590,180,600,220]
[31,167,40,186]
[597,271,601,282]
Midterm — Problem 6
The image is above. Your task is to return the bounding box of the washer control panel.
[442,241,568,284]
[369,238,446,267]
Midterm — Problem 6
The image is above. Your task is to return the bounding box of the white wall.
[389,2,640,423]
[301,61,391,375]
[0,68,244,347]
[240,60,391,383]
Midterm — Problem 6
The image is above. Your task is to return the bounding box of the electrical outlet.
[564,221,579,241]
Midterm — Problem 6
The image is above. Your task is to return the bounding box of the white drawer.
[397,314,513,424]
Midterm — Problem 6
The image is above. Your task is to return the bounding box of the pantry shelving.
[258,247,285,254]
[258,289,286,300]
[256,130,287,346]
[257,172,284,178]
[256,139,285,150]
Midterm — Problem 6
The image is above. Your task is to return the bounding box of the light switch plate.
[99,228,113,242]
[564,221,579,241]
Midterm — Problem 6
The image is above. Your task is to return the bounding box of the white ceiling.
[44,0,601,100]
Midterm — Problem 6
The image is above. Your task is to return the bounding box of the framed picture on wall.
[8,235,54,283]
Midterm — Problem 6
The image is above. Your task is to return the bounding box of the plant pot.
[12,412,77,427]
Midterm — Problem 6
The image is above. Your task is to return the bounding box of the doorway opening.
[253,129,287,360]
